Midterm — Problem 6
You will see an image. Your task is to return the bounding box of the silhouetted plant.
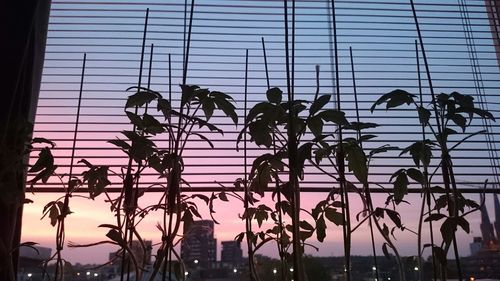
[72,84,237,281]
[238,86,348,280]
[312,112,407,280]
[27,136,81,281]
[210,179,264,281]
[371,89,495,279]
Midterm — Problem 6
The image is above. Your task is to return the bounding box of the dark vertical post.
[330,1,351,279]
[1,1,51,279]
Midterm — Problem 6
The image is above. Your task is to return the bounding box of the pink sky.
[21,191,487,265]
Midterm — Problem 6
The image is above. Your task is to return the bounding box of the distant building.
[108,240,152,274]
[494,194,500,240]
[181,220,217,269]
[479,193,498,248]
[19,245,51,264]
[18,246,52,280]
[462,194,500,280]
[220,241,242,267]
[469,237,483,256]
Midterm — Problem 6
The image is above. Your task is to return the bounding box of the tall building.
[181,220,217,269]
[469,237,483,256]
[485,0,500,67]
[494,193,500,239]
[479,193,497,247]
[220,240,243,267]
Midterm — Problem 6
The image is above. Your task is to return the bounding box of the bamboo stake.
[329,1,351,279]
[349,47,380,281]
[182,0,195,85]
[163,50,173,281]
[283,0,304,280]
[121,8,149,281]
[415,39,438,281]
[262,36,287,281]
[54,52,86,281]
[243,48,258,281]
[409,1,462,279]
[261,37,270,90]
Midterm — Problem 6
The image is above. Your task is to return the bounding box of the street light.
[233,268,238,273]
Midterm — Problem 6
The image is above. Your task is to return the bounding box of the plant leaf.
[266,87,283,104]
[325,208,344,226]
[125,90,159,108]
[310,94,331,115]
[417,106,431,125]
[371,89,416,112]
[318,109,348,125]
[391,169,408,204]
[316,216,327,242]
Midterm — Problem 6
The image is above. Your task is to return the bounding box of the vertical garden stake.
[330,1,351,279]
[410,1,463,279]
[415,40,438,281]
[349,47,379,281]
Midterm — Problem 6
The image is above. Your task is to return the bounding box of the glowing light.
[273,268,277,274]
[27,273,32,278]
[414,266,419,271]
[194,259,198,264]
[233,268,238,273]
[289,267,294,272]
[86,272,90,276]
[372,266,376,271]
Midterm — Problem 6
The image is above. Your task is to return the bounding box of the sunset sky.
[22,0,500,265]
